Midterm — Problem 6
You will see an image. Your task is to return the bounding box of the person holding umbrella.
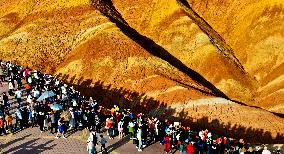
[50,104,63,111]
[37,90,56,102]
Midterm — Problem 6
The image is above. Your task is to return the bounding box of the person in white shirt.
[87,131,98,154]
[136,126,143,152]
[262,147,271,154]
[72,99,77,107]
[26,94,33,104]
[33,71,39,80]
[118,120,124,138]
[15,88,22,105]
[32,88,40,98]
[87,136,95,154]
[8,81,14,96]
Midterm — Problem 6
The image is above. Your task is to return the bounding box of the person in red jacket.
[25,83,31,95]
[187,142,195,154]
[164,134,171,153]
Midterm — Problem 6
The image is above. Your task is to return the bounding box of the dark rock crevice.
[90,0,229,99]
[176,0,249,76]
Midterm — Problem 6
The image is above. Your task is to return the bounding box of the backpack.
[162,138,166,145]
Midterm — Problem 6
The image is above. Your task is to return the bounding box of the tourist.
[56,117,66,139]
[15,88,22,106]
[14,108,23,131]
[262,147,271,154]
[164,134,171,153]
[32,87,40,99]
[246,146,255,154]
[94,114,100,132]
[50,111,57,134]
[8,81,14,96]
[100,134,107,153]
[28,108,36,127]
[148,118,156,144]
[87,135,96,154]
[128,120,135,139]
[186,141,195,154]
[136,126,143,152]
[0,116,5,135]
[5,113,13,133]
[26,94,33,105]
[118,119,124,138]
[2,92,9,109]
[106,117,114,139]
[0,63,5,82]
[141,118,148,147]
[68,108,75,130]
[21,106,29,128]
[38,111,45,133]
[25,83,31,95]
[206,132,212,154]
[43,113,49,131]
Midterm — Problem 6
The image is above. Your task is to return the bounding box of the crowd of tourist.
[0,60,281,154]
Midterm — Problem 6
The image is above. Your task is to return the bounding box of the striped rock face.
[0,0,284,141]
[188,0,284,113]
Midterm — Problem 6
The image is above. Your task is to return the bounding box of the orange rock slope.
[188,0,284,112]
[0,0,284,142]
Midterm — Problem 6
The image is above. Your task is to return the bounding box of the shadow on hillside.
[90,0,229,100]
[56,73,284,144]
[1,134,56,153]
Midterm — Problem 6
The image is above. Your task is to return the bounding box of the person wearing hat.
[110,107,115,117]
[114,105,119,112]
